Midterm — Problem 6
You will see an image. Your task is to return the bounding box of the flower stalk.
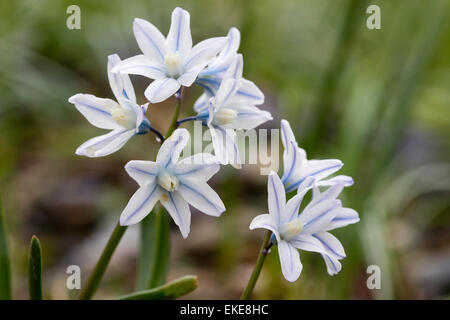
[79,222,127,300]
[240,230,272,300]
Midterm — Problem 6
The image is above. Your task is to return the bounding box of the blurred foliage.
[0,0,449,299]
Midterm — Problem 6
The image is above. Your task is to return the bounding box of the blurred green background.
[0,0,449,299]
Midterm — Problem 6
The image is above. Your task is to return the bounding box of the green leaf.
[119,275,197,300]
[28,235,43,300]
[0,197,12,299]
[136,205,170,290]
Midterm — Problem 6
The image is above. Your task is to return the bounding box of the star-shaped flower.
[119,128,226,238]
[68,54,150,157]
[196,54,271,167]
[112,7,228,103]
[193,27,264,112]
[249,172,359,282]
[281,119,354,192]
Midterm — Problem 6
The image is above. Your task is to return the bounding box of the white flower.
[68,54,150,158]
[281,119,354,192]
[112,7,228,104]
[193,28,264,113]
[119,128,226,238]
[196,54,271,167]
[250,172,359,282]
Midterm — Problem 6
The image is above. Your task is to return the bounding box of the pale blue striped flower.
[68,54,150,158]
[281,119,354,193]
[119,128,225,238]
[195,54,271,167]
[193,27,264,113]
[250,171,359,282]
[112,7,228,103]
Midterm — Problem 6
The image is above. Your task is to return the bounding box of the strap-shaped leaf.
[136,205,170,290]
[28,236,43,300]
[0,197,11,299]
[119,275,197,300]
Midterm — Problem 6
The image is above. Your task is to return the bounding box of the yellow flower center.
[111,105,136,129]
[279,219,304,241]
[164,52,184,78]
[158,170,179,192]
[212,108,238,126]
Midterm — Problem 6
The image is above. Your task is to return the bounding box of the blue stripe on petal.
[180,181,222,213]
[303,206,337,228]
[285,164,342,192]
[77,102,111,116]
[313,234,345,259]
[169,192,184,231]
[135,23,164,61]
[126,184,158,223]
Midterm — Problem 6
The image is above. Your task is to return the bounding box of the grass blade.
[120,275,197,300]
[28,235,43,300]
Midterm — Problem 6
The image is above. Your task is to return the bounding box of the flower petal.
[290,234,327,254]
[215,78,239,109]
[312,231,346,259]
[209,125,241,167]
[249,214,280,240]
[177,65,204,87]
[213,27,240,67]
[317,175,354,187]
[108,54,137,104]
[267,171,286,225]
[185,37,227,71]
[308,183,345,208]
[178,177,225,217]
[133,18,166,64]
[232,79,264,105]
[166,7,192,59]
[173,153,220,181]
[302,159,343,182]
[321,253,342,275]
[284,187,309,224]
[193,92,210,113]
[119,181,161,226]
[111,54,166,80]
[144,78,180,103]
[160,190,191,238]
[75,128,135,157]
[285,159,343,193]
[125,160,159,187]
[156,128,190,167]
[228,105,272,130]
[299,199,341,234]
[278,240,302,282]
[280,119,298,148]
[69,94,118,130]
[326,208,359,231]
[221,53,243,81]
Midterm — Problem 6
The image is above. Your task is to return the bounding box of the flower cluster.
[68,7,358,284]
[250,121,359,281]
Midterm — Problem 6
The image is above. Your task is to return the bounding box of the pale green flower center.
[213,108,237,126]
[164,52,184,78]
[158,170,179,192]
[279,219,304,241]
[111,105,136,129]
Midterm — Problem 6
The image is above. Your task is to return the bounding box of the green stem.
[240,231,272,300]
[79,222,127,300]
[165,89,183,137]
